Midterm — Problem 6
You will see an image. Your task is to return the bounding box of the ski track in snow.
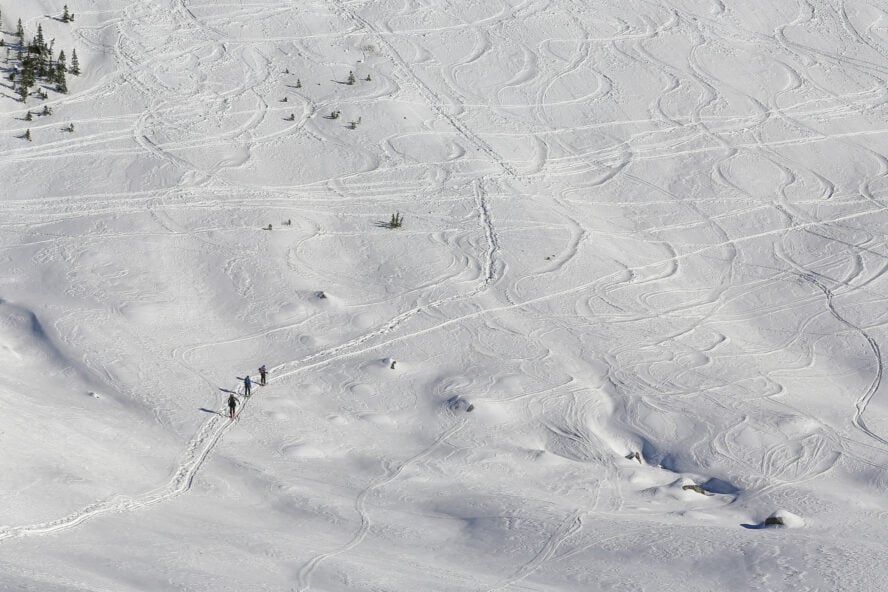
[482,510,583,592]
[296,419,467,592]
[7,0,888,588]
[0,383,248,542]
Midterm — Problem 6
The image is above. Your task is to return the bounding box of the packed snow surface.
[3,0,888,590]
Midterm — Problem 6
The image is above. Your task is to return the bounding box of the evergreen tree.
[21,54,37,88]
[25,111,32,121]
[70,49,80,75]
[62,5,71,23]
[24,129,31,141]
[35,25,45,51]
[56,64,68,92]
[16,19,24,45]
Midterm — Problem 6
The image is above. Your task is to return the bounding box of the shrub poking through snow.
[447,396,474,413]
[388,212,403,228]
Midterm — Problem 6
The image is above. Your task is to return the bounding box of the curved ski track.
[6,1,888,589]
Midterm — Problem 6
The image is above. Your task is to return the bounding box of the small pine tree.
[63,5,71,23]
[24,129,31,141]
[0,39,5,48]
[347,70,355,85]
[365,74,371,82]
[35,25,45,51]
[42,105,51,116]
[295,78,301,88]
[69,49,80,75]
[56,64,68,92]
[16,19,24,43]
[389,212,403,228]
[25,111,32,121]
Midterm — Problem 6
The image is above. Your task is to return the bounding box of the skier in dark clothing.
[244,375,252,397]
[228,394,239,419]
[259,365,267,386]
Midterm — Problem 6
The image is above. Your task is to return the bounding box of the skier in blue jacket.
[244,375,252,397]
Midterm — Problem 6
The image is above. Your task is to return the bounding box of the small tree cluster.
[62,5,75,23]
[8,22,81,101]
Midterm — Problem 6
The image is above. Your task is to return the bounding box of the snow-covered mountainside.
[3,0,888,589]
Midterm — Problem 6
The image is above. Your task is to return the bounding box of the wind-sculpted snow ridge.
[6,0,888,590]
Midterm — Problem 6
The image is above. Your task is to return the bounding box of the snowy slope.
[3,0,888,590]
